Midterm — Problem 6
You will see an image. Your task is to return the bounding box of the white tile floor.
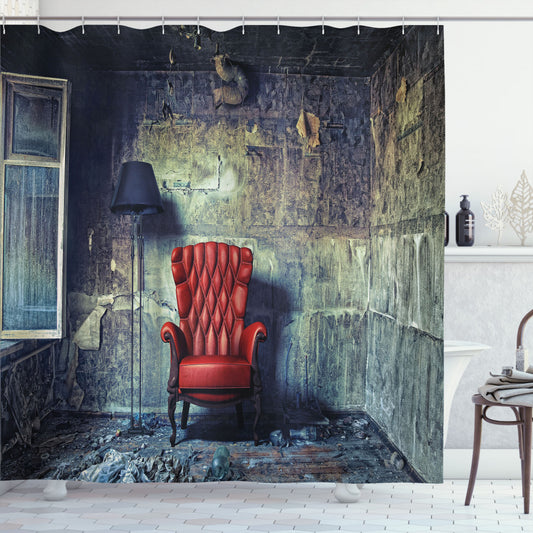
[0,479,532,532]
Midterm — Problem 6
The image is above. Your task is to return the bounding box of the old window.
[0,73,69,338]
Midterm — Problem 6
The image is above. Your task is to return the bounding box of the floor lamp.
[110,161,163,433]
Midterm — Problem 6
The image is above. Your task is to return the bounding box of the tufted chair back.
[171,242,253,357]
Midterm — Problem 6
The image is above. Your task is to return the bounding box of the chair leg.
[168,394,177,447]
[519,430,525,495]
[251,355,263,447]
[252,392,262,446]
[181,401,190,429]
[465,404,483,506]
[236,403,244,429]
[523,407,532,514]
[518,408,526,499]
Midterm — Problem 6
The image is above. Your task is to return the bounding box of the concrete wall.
[66,67,372,416]
[365,27,445,482]
[0,343,58,459]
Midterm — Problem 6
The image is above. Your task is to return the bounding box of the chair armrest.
[240,321,267,365]
[161,321,187,390]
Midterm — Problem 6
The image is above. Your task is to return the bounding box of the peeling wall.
[0,343,61,455]
[365,27,445,482]
[65,66,372,416]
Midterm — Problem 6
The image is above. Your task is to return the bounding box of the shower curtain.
[0,23,444,483]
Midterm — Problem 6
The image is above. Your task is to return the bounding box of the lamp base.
[123,426,154,437]
[123,418,154,437]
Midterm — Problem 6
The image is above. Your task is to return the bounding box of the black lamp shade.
[110,161,163,215]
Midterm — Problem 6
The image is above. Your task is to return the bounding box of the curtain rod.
[2,15,533,24]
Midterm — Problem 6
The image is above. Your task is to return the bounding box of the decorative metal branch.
[509,170,533,246]
[481,187,510,245]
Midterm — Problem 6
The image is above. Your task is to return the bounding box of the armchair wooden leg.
[181,401,190,430]
[251,353,263,446]
[236,403,244,429]
[168,394,177,447]
[252,392,261,446]
[465,403,483,506]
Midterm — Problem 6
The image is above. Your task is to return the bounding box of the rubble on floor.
[1,411,421,484]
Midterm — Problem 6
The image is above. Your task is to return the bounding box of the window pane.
[12,89,61,159]
[3,165,59,331]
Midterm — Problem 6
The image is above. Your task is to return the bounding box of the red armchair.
[161,242,267,446]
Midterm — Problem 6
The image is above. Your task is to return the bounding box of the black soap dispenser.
[456,195,475,246]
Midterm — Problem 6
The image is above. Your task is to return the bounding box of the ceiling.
[1,23,406,77]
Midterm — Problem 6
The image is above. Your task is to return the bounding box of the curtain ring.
[357,16,360,35]
[117,16,120,35]
[162,16,165,35]
[81,15,85,35]
[437,16,440,35]
[322,16,325,35]
[242,16,245,35]
[197,16,200,35]
[402,16,405,35]
[277,16,280,35]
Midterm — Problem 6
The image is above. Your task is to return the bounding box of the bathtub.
[444,340,490,443]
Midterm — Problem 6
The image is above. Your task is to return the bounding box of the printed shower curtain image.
[0,23,445,484]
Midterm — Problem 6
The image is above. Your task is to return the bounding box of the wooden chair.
[465,310,533,514]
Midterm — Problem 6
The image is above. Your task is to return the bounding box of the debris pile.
[314,415,370,442]
[75,448,200,483]
[1,409,416,484]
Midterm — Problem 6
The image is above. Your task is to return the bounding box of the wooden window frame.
[0,72,69,339]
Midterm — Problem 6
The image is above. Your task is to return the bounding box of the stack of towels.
[479,367,533,406]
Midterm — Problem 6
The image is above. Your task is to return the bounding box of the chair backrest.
[171,242,253,356]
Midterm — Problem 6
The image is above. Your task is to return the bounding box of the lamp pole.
[128,214,146,434]
[137,214,144,431]
[110,161,163,435]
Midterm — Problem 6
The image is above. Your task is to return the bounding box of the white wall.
[445,22,533,246]
[31,0,533,451]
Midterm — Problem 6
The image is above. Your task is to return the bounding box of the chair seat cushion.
[179,355,251,389]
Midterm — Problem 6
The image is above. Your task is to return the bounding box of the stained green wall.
[365,27,445,482]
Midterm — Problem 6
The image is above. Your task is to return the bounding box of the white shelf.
[445,246,533,263]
